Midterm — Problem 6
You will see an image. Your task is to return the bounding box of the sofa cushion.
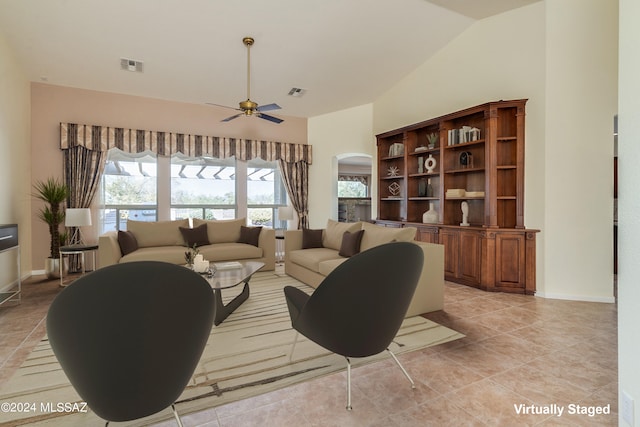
[318,258,349,276]
[179,224,210,247]
[193,218,245,244]
[323,219,362,251]
[117,230,138,255]
[359,222,417,252]
[198,242,262,262]
[302,228,324,249]
[127,219,189,248]
[120,246,188,264]
[238,226,262,247]
[289,248,343,273]
[338,229,364,257]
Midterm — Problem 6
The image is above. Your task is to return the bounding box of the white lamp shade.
[65,208,92,227]
[277,206,294,220]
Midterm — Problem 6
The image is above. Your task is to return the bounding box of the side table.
[275,231,285,264]
[59,244,98,287]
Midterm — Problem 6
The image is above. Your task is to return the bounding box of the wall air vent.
[120,58,144,73]
[288,87,306,97]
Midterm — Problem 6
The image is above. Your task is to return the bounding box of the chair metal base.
[290,336,415,411]
[345,349,415,411]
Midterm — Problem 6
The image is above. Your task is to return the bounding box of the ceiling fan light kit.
[211,36,284,124]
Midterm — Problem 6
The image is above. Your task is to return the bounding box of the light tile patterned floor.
[0,270,618,426]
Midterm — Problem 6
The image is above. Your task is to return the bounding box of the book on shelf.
[447,126,481,145]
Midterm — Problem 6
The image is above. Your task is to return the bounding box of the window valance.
[338,174,369,185]
[59,122,312,164]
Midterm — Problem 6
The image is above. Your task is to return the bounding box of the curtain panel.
[60,123,313,164]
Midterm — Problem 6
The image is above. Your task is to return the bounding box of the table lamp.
[277,206,294,230]
[65,208,92,245]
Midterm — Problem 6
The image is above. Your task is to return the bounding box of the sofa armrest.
[284,229,305,260]
[98,231,122,268]
[258,227,276,270]
[406,241,444,316]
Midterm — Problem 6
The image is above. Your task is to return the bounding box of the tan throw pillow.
[338,230,365,257]
[238,226,262,247]
[359,222,417,252]
[323,219,362,251]
[193,218,245,244]
[179,224,210,247]
[127,219,189,248]
[302,228,324,249]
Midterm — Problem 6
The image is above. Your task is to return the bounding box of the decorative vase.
[422,203,438,224]
[425,154,437,173]
[418,179,426,197]
[417,157,424,174]
[426,178,434,197]
[45,257,68,280]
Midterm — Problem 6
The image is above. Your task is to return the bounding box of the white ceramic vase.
[422,202,438,224]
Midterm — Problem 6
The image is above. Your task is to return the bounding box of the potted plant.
[33,178,69,279]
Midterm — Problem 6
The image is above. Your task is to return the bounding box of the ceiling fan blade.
[222,113,244,122]
[257,113,284,124]
[206,102,240,111]
[257,103,281,112]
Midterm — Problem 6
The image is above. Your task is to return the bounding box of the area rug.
[0,270,464,426]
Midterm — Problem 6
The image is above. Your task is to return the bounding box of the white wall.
[0,32,32,280]
[307,104,373,228]
[372,1,617,302]
[543,0,618,301]
[618,0,640,424]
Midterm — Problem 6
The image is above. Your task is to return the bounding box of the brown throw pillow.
[339,229,365,257]
[238,226,262,247]
[302,228,324,249]
[179,224,210,247]
[117,230,138,256]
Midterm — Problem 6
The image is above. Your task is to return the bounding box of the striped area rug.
[0,270,463,426]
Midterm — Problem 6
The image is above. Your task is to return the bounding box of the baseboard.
[535,291,616,304]
[31,269,45,276]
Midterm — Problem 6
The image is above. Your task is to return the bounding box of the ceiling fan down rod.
[243,37,254,104]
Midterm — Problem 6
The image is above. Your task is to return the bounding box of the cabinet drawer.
[0,224,18,251]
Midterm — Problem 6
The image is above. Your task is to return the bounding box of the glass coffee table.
[204,261,264,326]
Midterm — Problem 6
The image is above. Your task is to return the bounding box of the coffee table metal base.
[213,281,250,326]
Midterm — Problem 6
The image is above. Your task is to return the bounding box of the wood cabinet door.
[439,230,459,278]
[494,233,525,290]
[416,226,439,243]
[458,230,482,285]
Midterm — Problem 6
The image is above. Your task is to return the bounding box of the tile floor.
[0,270,618,426]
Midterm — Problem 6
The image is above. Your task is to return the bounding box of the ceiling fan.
[208,37,283,124]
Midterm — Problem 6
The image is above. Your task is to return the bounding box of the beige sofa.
[284,220,444,316]
[98,218,275,270]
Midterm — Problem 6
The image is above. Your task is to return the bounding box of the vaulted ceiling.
[0,0,540,119]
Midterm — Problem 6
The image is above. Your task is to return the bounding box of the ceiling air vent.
[288,87,306,97]
[120,58,144,73]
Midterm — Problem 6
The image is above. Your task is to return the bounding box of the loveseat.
[284,220,444,316]
[98,218,275,270]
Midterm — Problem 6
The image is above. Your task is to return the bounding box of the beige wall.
[370,1,617,302]
[544,0,618,300]
[618,0,640,422]
[30,83,307,270]
[307,104,374,228]
[0,33,32,282]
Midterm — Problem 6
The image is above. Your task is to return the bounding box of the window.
[100,150,287,231]
[170,154,236,220]
[100,149,157,233]
[337,175,369,198]
[247,159,288,228]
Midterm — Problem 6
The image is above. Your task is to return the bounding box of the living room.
[1,0,638,426]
